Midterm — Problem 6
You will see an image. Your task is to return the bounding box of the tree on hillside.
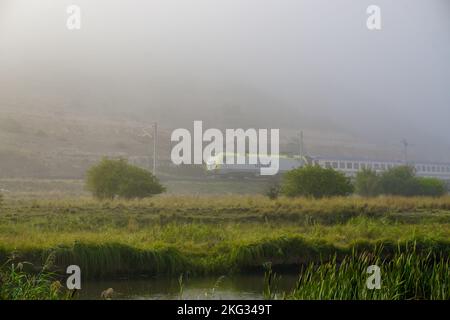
[282,165,353,198]
[85,158,165,199]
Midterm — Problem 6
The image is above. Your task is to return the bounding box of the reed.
[0,259,70,300]
[49,243,196,279]
[285,248,449,300]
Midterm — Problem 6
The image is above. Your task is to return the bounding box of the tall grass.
[4,195,450,225]
[285,248,449,300]
[50,243,195,279]
[0,258,70,300]
[0,237,447,280]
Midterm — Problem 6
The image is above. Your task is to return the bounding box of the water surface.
[79,274,299,300]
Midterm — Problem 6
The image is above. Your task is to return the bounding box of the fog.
[1,0,449,160]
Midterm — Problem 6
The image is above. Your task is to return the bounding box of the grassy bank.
[0,195,449,280]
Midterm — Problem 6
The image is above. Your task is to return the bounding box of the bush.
[416,177,446,197]
[282,165,353,198]
[265,182,281,200]
[378,166,446,197]
[85,158,165,199]
[355,168,382,197]
[379,166,419,196]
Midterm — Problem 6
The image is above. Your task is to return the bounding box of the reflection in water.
[79,273,299,300]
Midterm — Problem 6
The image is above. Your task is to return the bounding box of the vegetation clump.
[354,168,382,197]
[265,182,281,200]
[85,158,165,199]
[282,165,354,198]
[355,166,446,197]
[0,260,69,300]
[286,249,449,300]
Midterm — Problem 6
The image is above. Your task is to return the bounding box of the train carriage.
[206,153,450,181]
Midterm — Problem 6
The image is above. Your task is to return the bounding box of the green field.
[0,177,268,199]
[1,195,449,285]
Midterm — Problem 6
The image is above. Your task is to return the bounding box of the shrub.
[355,168,382,197]
[85,158,165,199]
[416,177,447,197]
[379,166,420,196]
[265,182,281,200]
[282,165,353,198]
[379,166,447,197]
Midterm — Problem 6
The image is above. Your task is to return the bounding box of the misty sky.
[0,0,449,156]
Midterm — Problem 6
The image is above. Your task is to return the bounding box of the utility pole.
[153,122,157,175]
[401,138,408,163]
[140,122,158,175]
[298,131,304,157]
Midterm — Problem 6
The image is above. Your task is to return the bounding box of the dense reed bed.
[283,249,449,300]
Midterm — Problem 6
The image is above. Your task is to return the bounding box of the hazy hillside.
[0,101,438,180]
[1,0,450,179]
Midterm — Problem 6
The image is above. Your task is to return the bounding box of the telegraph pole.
[153,122,157,175]
[401,139,408,163]
[141,123,158,175]
[298,131,304,157]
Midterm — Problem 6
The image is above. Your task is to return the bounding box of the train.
[206,153,450,180]
[205,153,305,177]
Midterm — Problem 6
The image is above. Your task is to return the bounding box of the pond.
[78,273,299,300]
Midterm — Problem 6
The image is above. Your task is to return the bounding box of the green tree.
[355,168,382,197]
[416,177,447,197]
[282,165,354,198]
[379,166,420,196]
[85,158,165,199]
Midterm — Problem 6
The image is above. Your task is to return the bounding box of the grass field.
[0,177,268,199]
[0,195,449,283]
